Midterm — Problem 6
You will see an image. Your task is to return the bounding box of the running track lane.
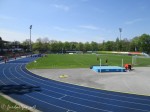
[0,57,150,112]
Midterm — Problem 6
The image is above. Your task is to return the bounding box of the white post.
[122,58,124,72]
[132,56,133,65]
[122,58,123,67]
[100,58,101,73]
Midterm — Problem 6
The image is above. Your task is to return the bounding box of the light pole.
[119,28,122,41]
[119,28,122,51]
[29,25,32,54]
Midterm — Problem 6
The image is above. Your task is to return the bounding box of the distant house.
[0,37,10,52]
[0,37,9,43]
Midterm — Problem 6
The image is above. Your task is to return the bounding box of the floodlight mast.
[29,25,32,54]
[119,28,122,51]
[119,28,122,41]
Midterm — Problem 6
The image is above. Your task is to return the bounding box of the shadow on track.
[0,84,41,95]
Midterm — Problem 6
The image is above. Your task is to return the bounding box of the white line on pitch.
[58,95,67,100]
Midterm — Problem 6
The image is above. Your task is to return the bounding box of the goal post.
[99,58,101,73]
[132,55,137,65]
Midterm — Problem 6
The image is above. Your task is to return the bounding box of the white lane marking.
[25,94,77,112]
[0,56,28,64]
[13,65,112,112]
[9,65,67,97]
[2,67,72,112]
[7,63,28,64]
[23,65,150,102]
[30,91,113,112]
[9,65,112,112]
[1,63,150,111]
[19,64,150,107]
[14,64,150,112]
[0,77,25,81]
[58,95,67,100]
[2,63,150,111]
[0,80,5,84]
[10,64,114,112]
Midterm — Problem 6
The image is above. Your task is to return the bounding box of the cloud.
[79,25,99,30]
[54,26,77,32]
[125,18,143,25]
[53,4,70,11]
[54,26,68,31]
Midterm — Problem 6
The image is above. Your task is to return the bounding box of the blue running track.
[0,57,150,112]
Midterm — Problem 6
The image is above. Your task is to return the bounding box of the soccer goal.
[132,55,137,65]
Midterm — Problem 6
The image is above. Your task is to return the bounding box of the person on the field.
[97,57,99,61]
[106,59,108,64]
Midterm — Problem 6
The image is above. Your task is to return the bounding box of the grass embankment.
[26,54,148,69]
[0,95,30,112]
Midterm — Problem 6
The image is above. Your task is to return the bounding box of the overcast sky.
[0,0,150,43]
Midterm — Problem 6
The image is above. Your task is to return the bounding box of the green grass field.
[26,54,150,69]
[0,95,30,112]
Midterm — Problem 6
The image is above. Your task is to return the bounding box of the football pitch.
[1,55,150,112]
[27,54,150,69]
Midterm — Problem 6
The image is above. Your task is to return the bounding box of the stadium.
[1,0,150,112]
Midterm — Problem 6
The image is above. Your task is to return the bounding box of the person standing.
[106,59,108,65]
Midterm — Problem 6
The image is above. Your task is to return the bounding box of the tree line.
[29,34,150,54]
[1,33,150,54]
